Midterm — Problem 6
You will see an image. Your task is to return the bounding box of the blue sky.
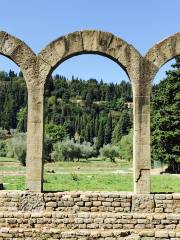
[0,0,179,83]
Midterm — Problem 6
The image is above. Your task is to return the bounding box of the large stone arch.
[0,31,37,88]
[38,30,142,84]
[139,32,180,193]
[0,31,43,192]
[145,32,180,80]
[36,30,150,193]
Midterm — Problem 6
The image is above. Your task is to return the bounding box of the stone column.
[26,87,44,192]
[133,80,151,194]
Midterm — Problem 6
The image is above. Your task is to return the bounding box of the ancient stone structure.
[0,30,180,239]
[0,191,180,239]
[0,30,179,194]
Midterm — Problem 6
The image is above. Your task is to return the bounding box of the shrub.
[70,172,79,181]
[80,141,96,160]
[7,132,26,166]
[119,130,133,162]
[16,107,27,132]
[51,139,97,162]
[51,139,81,162]
[44,137,53,161]
[0,128,8,139]
[44,124,68,161]
[45,124,67,143]
[0,140,7,157]
[100,144,119,163]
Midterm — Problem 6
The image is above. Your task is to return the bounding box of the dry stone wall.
[0,191,180,239]
[0,191,180,214]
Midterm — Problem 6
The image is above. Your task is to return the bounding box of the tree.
[96,120,104,149]
[8,70,16,78]
[1,97,18,130]
[0,128,8,139]
[7,132,26,166]
[104,113,112,144]
[151,57,180,172]
[45,124,67,143]
[0,71,8,81]
[89,120,94,144]
[112,110,132,144]
[79,141,96,160]
[100,144,119,163]
[16,107,27,132]
[85,91,93,106]
[94,117,99,136]
[51,139,81,162]
[0,128,7,157]
[84,123,90,142]
[119,130,133,161]
[62,91,70,103]
[18,71,23,78]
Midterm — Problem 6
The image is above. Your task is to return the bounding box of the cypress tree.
[95,116,99,136]
[104,113,112,144]
[96,120,104,149]
[112,110,132,144]
[89,120,94,144]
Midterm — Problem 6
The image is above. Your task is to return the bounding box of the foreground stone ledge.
[0,191,179,213]
[0,228,180,239]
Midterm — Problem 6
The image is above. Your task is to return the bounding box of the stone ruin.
[0,30,179,239]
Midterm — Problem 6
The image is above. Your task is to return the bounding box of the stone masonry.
[0,191,180,239]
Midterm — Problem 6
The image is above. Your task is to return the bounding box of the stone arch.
[143,33,180,193]
[0,31,37,88]
[38,30,142,84]
[35,30,147,193]
[3,30,178,193]
[145,32,180,80]
[0,31,41,192]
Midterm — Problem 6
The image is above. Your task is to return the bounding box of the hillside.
[0,72,133,146]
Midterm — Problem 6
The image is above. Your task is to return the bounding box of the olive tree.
[100,144,119,163]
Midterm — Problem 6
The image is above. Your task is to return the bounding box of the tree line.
[0,72,133,148]
[0,57,179,172]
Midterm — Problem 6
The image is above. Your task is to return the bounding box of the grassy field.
[0,157,180,192]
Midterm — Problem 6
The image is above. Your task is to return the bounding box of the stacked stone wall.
[0,191,180,239]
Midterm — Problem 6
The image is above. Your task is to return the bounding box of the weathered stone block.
[155,231,169,238]
[93,201,101,207]
[132,194,154,213]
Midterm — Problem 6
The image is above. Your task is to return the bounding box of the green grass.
[0,166,25,172]
[0,173,179,192]
[151,175,180,192]
[0,157,17,162]
[0,157,25,172]
[0,157,179,192]
[43,174,180,192]
[43,174,133,191]
[0,175,25,190]
[44,159,131,174]
[0,156,130,173]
